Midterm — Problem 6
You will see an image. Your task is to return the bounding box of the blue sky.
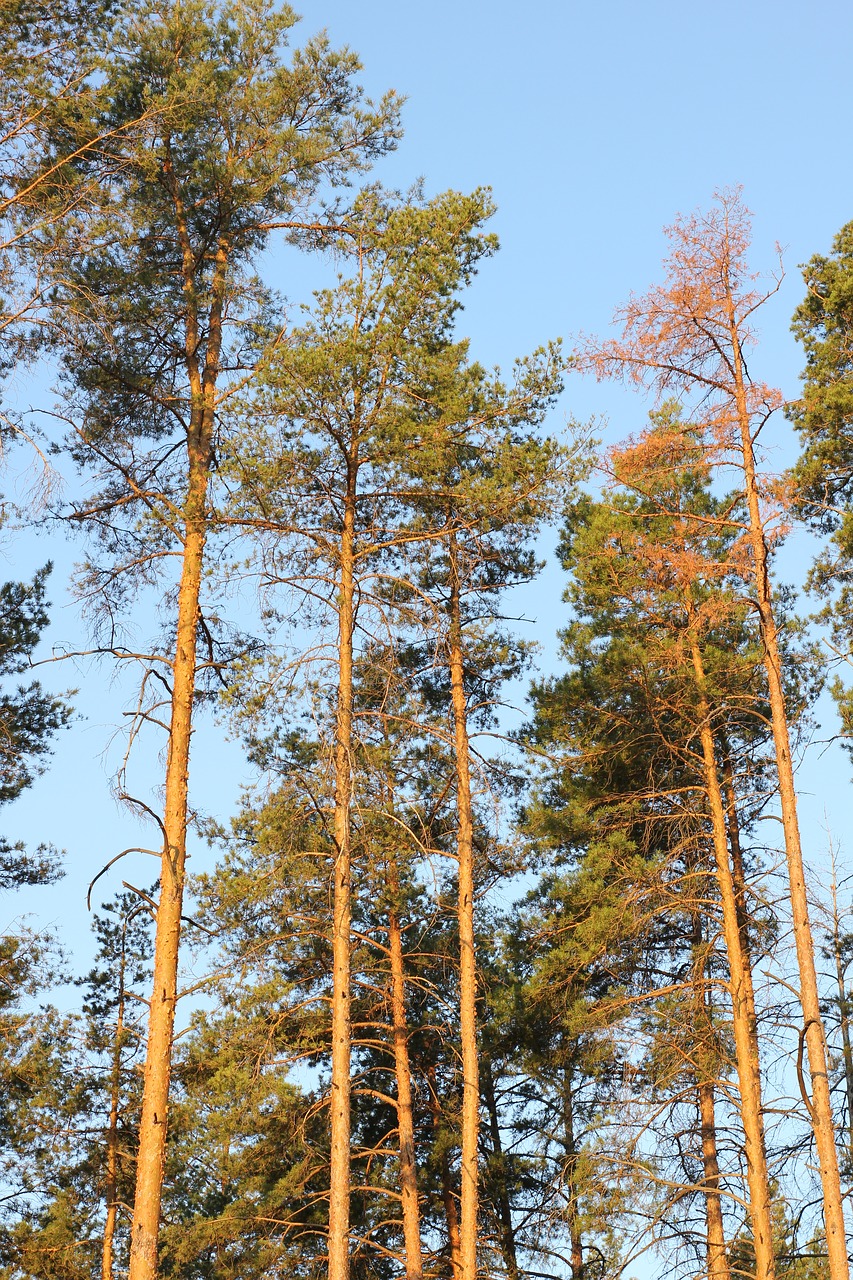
[3,4,853,1268]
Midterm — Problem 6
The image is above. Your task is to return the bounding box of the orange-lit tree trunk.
[698,1076,728,1280]
[427,1062,463,1280]
[721,749,752,960]
[102,928,128,1280]
[447,529,480,1280]
[328,464,357,1280]
[689,632,775,1280]
[690,914,731,1280]
[128,200,226,1280]
[727,307,848,1276]
[387,853,424,1279]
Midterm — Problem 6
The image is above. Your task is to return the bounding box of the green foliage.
[19,0,401,634]
[519,412,811,1271]
[790,224,853,762]
[790,223,853,535]
[0,567,70,812]
[0,891,153,1279]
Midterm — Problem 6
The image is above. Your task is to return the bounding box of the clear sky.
[3,4,853,1271]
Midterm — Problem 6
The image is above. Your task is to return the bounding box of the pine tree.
[790,224,853,752]
[523,411,811,1276]
[19,4,401,1274]
[396,348,568,1279]
[220,183,497,1278]
[578,190,849,1277]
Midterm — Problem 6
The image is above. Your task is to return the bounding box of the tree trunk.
[387,855,424,1280]
[691,914,731,1280]
[482,1057,519,1280]
[102,930,127,1280]
[689,635,776,1280]
[328,460,358,1280]
[447,529,479,1280]
[829,861,853,1158]
[562,1066,584,1280]
[698,1076,729,1280]
[128,190,226,1278]
[129,513,205,1280]
[720,747,755,978]
[428,1062,463,1280]
[727,307,849,1278]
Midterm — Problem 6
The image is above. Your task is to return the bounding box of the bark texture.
[727,311,848,1278]
[482,1058,519,1280]
[328,463,357,1280]
[691,916,731,1280]
[690,635,775,1280]
[101,934,126,1280]
[447,531,479,1280]
[128,194,227,1280]
[387,856,424,1279]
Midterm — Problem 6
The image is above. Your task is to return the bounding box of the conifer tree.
[578,191,849,1277]
[790,224,853,748]
[79,892,153,1280]
[220,184,498,1279]
[0,0,119,374]
[19,4,401,1274]
[493,861,636,1279]
[0,891,152,1280]
[398,350,568,1278]
[524,412,807,1276]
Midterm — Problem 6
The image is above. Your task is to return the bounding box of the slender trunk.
[328,461,357,1280]
[562,1066,583,1280]
[128,179,227,1278]
[387,854,424,1279]
[689,636,776,1280]
[837,961,853,1161]
[691,914,730,1280]
[447,530,479,1280]
[102,932,127,1280]
[482,1058,519,1280]
[721,749,751,959]
[728,308,848,1277]
[698,1077,728,1280]
[428,1063,462,1280]
[829,863,853,1158]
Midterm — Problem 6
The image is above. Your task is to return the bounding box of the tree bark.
[482,1057,519,1280]
[428,1062,463,1280]
[128,170,226,1280]
[562,1066,584,1280]
[691,914,731,1280]
[387,854,424,1279]
[721,748,751,961]
[726,302,849,1278]
[328,458,358,1280]
[447,530,479,1280]
[698,1076,729,1280]
[102,926,127,1280]
[828,862,853,1158]
[689,635,776,1280]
